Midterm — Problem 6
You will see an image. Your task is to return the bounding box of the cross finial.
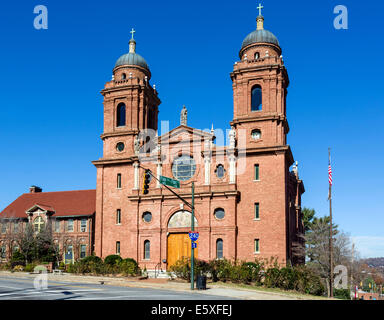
[257,3,264,16]
[130,28,136,40]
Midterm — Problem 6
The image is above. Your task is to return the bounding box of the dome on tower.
[115,51,149,70]
[114,29,149,70]
[240,4,280,52]
[241,28,279,49]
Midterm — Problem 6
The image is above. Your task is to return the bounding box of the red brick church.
[0,7,304,269]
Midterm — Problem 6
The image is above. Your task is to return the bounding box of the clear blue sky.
[0,0,383,258]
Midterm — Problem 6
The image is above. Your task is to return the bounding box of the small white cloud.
[352,236,384,258]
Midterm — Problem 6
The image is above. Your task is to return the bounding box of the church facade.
[92,10,305,271]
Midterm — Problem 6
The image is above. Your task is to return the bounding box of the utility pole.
[191,182,195,290]
[329,148,334,298]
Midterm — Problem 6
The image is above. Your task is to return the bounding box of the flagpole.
[329,147,334,298]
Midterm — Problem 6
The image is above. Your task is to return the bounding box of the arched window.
[251,85,262,111]
[254,52,260,60]
[216,239,223,259]
[116,103,126,127]
[33,216,45,233]
[121,73,126,80]
[144,240,150,259]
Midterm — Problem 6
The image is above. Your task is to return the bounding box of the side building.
[0,187,95,264]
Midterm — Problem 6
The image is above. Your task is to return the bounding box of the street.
[0,275,237,300]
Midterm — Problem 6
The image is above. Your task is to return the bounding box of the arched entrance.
[167,210,198,269]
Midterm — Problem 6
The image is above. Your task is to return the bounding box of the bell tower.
[230,5,289,148]
[100,29,161,158]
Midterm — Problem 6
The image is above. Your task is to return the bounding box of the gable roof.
[0,189,96,219]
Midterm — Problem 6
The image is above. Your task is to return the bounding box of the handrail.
[154,262,161,278]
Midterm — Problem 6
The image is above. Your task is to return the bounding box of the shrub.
[10,251,25,267]
[24,263,36,273]
[81,255,103,264]
[13,265,24,272]
[119,258,140,276]
[104,255,123,266]
[334,288,350,300]
[170,257,210,281]
[208,259,232,282]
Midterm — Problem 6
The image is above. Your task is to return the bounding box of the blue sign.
[188,231,199,241]
[192,242,197,249]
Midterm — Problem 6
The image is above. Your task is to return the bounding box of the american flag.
[328,149,332,200]
[328,159,333,186]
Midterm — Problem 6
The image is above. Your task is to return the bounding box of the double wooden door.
[167,233,198,269]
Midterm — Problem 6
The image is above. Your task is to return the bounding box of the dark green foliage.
[10,251,25,267]
[81,255,102,264]
[119,258,140,276]
[334,288,351,300]
[66,256,140,276]
[104,254,123,266]
[169,257,210,281]
[24,263,36,273]
[170,257,325,296]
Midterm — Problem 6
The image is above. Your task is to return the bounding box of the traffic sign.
[159,175,180,188]
[192,242,197,249]
[188,231,199,241]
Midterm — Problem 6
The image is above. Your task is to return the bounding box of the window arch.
[251,85,262,111]
[144,240,150,260]
[216,239,223,259]
[116,103,126,127]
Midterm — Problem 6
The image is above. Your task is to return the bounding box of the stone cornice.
[92,158,135,167]
[128,189,239,203]
[100,130,139,140]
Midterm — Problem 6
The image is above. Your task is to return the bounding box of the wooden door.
[167,233,198,269]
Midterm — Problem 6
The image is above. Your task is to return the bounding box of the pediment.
[159,125,214,145]
[25,203,55,215]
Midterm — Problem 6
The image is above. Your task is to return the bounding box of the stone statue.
[180,105,187,126]
[229,126,236,148]
[134,135,140,155]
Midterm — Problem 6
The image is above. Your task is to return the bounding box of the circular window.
[214,208,225,220]
[172,155,196,181]
[143,212,152,223]
[251,129,261,140]
[116,142,125,152]
[215,165,225,179]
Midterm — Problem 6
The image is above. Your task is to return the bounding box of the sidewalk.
[0,271,327,300]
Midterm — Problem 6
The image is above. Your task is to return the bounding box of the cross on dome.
[130,28,136,40]
[257,3,264,16]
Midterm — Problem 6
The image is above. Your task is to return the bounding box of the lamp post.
[191,182,195,290]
